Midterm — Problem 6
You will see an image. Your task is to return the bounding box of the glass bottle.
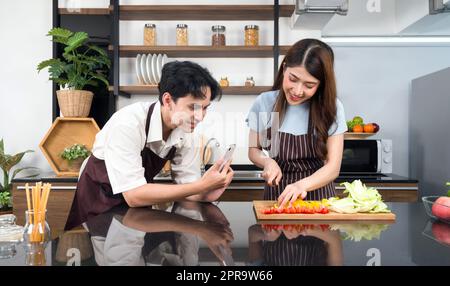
[176,24,188,46]
[211,25,226,46]
[219,77,229,87]
[144,24,156,46]
[23,210,51,246]
[244,25,259,46]
[245,76,255,87]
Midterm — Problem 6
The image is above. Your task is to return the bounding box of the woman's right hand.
[200,159,233,192]
[262,158,282,186]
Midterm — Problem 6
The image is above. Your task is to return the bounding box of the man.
[65,61,234,230]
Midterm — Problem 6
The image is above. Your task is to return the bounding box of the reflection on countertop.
[1,201,449,266]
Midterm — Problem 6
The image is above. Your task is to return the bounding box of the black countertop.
[12,171,418,184]
[1,201,449,266]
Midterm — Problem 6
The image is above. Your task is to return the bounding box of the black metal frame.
[273,0,280,80]
[52,0,60,121]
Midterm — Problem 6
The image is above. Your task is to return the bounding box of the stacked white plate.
[135,53,169,85]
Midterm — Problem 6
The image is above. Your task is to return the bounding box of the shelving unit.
[119,5,294,20]
[53,1,290,118]
[114,45,290,58]
[109,85,272,96]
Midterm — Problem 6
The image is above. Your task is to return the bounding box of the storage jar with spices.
[144,24,156,46]
[212,25,226,46]
[244,25,259,46]
[176,24,188,46]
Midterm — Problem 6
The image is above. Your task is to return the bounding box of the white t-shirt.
[246,90,347,136]
[92,101,201,195]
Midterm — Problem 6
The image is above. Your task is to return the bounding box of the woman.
[247,39,346,207]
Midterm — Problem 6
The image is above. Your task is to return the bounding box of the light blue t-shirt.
[246,90,347,136]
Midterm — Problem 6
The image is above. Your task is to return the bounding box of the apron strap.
[144,102,157,147]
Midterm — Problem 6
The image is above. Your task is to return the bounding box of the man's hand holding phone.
[200,145,235,194]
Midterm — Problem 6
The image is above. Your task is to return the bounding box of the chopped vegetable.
[262,199,330,215]
[328,180,390,214]
[329,223,389,241]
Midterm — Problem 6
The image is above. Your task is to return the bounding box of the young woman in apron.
[247,39,347,207]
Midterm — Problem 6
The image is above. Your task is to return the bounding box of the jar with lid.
[245,76,255,87]
[176,24,188,46]
[219,77,229,87]
[211,25,226,46]
[144,24,156,46]
[244,25,259,46]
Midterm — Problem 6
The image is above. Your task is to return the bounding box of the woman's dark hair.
[158,61,222,103]
[272,39,337,160]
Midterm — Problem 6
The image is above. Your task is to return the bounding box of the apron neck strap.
[145,102,157,143]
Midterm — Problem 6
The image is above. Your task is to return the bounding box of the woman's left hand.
[277,182,308,208]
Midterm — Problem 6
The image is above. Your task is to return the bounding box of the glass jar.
[245,76,255,87]
[176,24,188,46]
[24,243,47,266]
[23,210,51,246]
[211,25,226,46]
[219,77,229,87]
[144,24,156,46]
[244,25,259,46]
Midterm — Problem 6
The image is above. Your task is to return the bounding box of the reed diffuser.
[23,182,51,244]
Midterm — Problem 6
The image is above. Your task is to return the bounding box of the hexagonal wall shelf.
[39,117,100,177]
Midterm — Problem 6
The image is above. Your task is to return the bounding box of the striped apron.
[263,234,328,266]
[263,115,336,201]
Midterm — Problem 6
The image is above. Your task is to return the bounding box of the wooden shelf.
[39,118,100,177]
[113,45,289,58]
[58,8,111,15]
[109,86,272,95]
[120,5,294,20]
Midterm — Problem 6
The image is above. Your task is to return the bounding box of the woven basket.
[56,90,93,117]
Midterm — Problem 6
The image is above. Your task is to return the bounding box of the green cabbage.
[330,223,390,241]
[329,180,391,213]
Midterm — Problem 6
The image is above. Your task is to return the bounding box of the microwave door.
[342,140,378,173]
[376,140,382,173]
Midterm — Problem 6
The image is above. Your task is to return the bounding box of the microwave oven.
[341,139,392,174]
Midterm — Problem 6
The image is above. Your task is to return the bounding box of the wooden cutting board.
[253,201,396,221]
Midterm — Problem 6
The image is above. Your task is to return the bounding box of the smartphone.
[219,144,236,172]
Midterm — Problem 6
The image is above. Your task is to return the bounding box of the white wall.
[1,0,450,183]
[0,1,53,180]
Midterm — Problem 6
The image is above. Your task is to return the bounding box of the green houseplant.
[37,27,111,117]
[0,139,37,211]
[60,144,90,172]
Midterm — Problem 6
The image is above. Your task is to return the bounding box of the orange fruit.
[353,124,364,133]
[363,124,375,133]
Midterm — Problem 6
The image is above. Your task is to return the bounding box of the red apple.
[432,197,450,220]
[372,123,380,133]
[432,221,450,245]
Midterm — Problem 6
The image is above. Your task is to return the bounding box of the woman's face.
[282,65,320,106]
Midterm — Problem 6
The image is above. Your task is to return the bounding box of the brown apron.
[65,102,176,230]
[263,114,336,201]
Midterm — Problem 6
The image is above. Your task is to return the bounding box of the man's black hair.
[158,61,222,103]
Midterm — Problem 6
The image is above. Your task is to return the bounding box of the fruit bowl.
[422,196,450,224]
[422,219,450,247]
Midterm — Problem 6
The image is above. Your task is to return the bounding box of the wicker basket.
[56,90,93,117]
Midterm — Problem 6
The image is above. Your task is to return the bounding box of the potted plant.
[60,144,90,172]
[37,27,111,117]
[0,139,38,213]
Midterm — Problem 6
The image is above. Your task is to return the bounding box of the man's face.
[167,86,212,133]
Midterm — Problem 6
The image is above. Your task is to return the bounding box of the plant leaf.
[90,74,109,87]
[64,32,88,54]
[11,167,39,180]
[2,150,34,172]
[87,45,108,58]
[37,58,60,72]
[47,27,73,45]
[47,27,73,38]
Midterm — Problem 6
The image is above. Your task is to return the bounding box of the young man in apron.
[65,61,233,230]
